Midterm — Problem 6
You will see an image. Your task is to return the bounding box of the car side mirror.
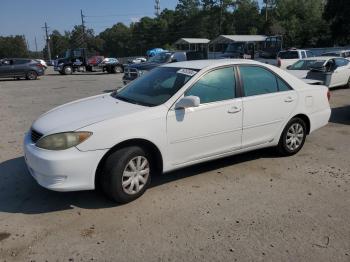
[175,96,200,109]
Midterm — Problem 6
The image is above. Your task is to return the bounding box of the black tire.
[112,65,123,74]
[63,66,73,75]
[26,71,38,80]
[101,146,152,203]
[86,65,93,72]
[277,117,307,156]
[59,71,64,75]
[346,77,350,89]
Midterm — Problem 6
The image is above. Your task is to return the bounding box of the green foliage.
[324,0,350,45]
[1,1,347,58]
[274,0,330,47]
[0,35,29,58]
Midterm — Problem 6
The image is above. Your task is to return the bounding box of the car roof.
[163,59,259,70]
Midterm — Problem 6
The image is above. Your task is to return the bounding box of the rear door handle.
[284,96,294,103]
[227,106,241,114]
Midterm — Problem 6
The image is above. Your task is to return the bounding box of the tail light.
[327,90,331,101]
[36,63,44,68]
[277,58,281,67]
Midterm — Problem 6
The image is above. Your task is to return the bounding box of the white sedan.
[287,57,350,88]
[24,60,331,203]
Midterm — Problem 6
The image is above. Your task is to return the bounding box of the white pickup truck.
[277,49,314,69]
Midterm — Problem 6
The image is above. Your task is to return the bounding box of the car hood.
[32,94,144,135]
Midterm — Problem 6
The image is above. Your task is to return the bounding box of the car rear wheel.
[346,77,350,88]
[277,117,306,156]
[63,66,73,75]
[113,65,123,73]
[101,146,152,203]
[26,71,38,80]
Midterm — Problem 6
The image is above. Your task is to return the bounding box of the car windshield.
[278,51,299,59]
[225,43,245,53]
[148,52,172,63]
[289,59,325,70]
[111,67,198,107]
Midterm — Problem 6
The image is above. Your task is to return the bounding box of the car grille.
[31,129,43,143]
[124,67,138,78]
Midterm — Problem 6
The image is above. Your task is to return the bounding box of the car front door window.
[185,67,236,103]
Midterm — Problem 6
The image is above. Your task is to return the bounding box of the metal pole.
[43,22,51,60]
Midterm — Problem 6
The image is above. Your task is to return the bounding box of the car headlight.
[36,132,92,150]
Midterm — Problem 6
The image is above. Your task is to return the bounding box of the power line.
[42,22,51,60]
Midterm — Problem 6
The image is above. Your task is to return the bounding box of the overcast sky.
[0,0,263,51]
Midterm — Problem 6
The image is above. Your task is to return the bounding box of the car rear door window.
[335,58,349,67]
[239,66,279,96]
[13,59,30,65]
[185,67,235,104]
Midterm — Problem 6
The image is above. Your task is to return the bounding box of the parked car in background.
[86,56,104,71]
[123,51,206,84]
[127,57,147,64]
[277,49,314,69]
[36,59,48,69]
[321,50,350,59]
[0,58,45,80]
[24,59,331,203]
[306,57,350,88]
[98,58,124,73]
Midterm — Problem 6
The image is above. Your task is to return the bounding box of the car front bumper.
[23,132,107,192]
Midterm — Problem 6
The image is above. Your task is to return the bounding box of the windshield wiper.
[113,94,153,107]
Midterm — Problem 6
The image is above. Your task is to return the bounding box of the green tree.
[0,35,29,58]
[324,0,350,45]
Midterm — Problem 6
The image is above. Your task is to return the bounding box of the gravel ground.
[0,68,349,262]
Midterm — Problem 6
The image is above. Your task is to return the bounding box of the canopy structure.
[174,38,211,51]
[210,35,267,45]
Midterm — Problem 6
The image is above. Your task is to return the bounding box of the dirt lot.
[0,68,349,262]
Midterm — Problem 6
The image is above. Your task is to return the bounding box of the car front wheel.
[63,66,73,75]
[277,117,306,156]
[101,146,152,203]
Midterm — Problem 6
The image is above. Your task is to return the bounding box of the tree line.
[1,0,349,59]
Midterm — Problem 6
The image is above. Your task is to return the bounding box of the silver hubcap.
[28,72,35,79]
[64,67,72,74]
[286,123,304,151]
[122,156,150,195]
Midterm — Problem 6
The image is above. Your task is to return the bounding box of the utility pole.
[155,0,160,16]
[42,22,51,60]
[34,36,38,53]
[80,9,86,47]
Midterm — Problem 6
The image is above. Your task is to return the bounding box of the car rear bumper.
[309,107,331,133]
[23,132,107,192]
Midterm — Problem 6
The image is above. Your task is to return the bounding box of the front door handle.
[227,106,241,114]
[284,96,294,103]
